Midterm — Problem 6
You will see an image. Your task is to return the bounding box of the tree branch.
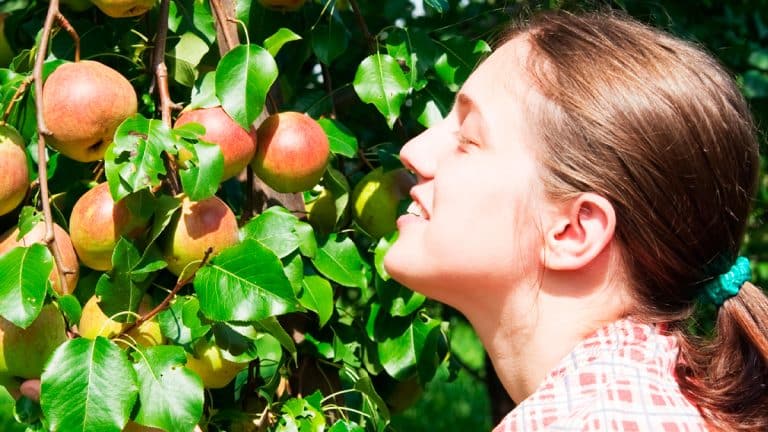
[120,248,214,336]
[152,0,182,195]
[348,0,376,52]
[33,0,74,296]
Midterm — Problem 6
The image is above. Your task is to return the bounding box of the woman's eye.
[457,135,476,153]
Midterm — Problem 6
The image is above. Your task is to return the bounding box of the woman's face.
[384,37,553,305]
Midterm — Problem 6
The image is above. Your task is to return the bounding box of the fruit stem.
[33,0,73,296]
[119,248,214,336]
[54,12,80,62]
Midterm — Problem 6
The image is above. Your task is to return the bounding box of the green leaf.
[311,21,350,65]
[311,234,369,289]
[215,44,278,130]
[212,322,260,362]
[0,384,25,432]
[749,49,768,70]
[178,139,224,201]
[158,296,210,346]
[57,295,82,324]
[377,314,442,381]
[299,275,333,327]
[318,118,358,157]
[264,28,303,57]
[255,316,297,360]
[105,115,176,201]
[167,32,210,87]
[40,338,138,432]
[187,72,219,111]
[294,221,317,258]
[434,37,491,92]
[194,239,299,322]
[145,195,182,248]
[351,369,390,420]
[378,278,425,317]
[16,206,42,240]
[353,54,411,129]
[95,238,146,323]
[241,206,301,258]
[0,244,52,328]
[743,69,768,98]
[412,92,445,128]
[329,420,365,432]
[424,0,449,13]
[374,232,396,281]
[385,28,427,91]
[131,345,204,432]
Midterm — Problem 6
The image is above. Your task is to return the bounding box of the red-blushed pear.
[351,167,415,238]
[78,295,164,347]
[69,183,151,271]
[0,124,29,217]
[0,304,67,379]
[162,196,240,276]
[0,222,79,296]
[185,338,248,389]
[174,107,257,181]
[91,0,155,17]
[251,112,330,193]
[258,0,305,11]
[42,60,137,162]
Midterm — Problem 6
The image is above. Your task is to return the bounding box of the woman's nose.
[399,123,453,181]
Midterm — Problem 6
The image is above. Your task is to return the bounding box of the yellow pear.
[91,0,156,17]
[0,304,67,379]
[78,295,164,347]
[185,338,248,389]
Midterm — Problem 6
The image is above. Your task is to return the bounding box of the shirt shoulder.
[493,319,709,432]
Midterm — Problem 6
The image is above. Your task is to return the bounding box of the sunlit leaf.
[131,345,204,432]
[40,338,138,432]
[215,44,278,130]
[353,54,410,128]
[195,239,300,322]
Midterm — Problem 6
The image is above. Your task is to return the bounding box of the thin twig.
[33,0,73,296]
[320,63,336,119]
[54,12,80,61]
[120,248,213,335]
[348,0,376,52]
[151,0,182,195]
[1,76,32,124]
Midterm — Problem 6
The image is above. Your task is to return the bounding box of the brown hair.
[512,11,768,430]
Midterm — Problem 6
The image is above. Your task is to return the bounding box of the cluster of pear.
[0,48,334,404]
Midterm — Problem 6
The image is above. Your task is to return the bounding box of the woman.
[384,11,768,431]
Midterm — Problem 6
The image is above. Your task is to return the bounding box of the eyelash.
[456,134,476,153]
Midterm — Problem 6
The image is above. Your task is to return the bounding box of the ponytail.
[676,282,768,431]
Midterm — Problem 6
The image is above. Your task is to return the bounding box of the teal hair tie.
[702,256,751,306]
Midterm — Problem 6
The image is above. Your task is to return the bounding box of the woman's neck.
[463,273,630,403]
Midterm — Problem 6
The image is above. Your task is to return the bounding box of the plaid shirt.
[492,318,709,431]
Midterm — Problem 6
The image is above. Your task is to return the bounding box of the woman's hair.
[510,11,768,430]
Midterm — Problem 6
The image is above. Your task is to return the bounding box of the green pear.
[304,168,350,235]
[185,338,248,389]
[0,304,67,379]
[351,167,415,238]
[78,295,164,347]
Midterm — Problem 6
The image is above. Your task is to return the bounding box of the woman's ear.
[541,193,616,270]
